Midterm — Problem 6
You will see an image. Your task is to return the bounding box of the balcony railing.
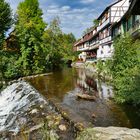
[77,46,90,51]
[97,18,110,31]
[99,36,112,45]
[86,54,97,61]
[89,41,99,50]
[86,57,97,62]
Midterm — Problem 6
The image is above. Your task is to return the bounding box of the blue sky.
[5,0,115,38]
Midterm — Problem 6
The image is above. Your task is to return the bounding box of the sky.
[5,0,115,38]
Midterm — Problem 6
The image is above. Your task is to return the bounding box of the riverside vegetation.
[0,0,77,86]
[96,34,140,105]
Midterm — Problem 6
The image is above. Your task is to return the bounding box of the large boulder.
[76,127,140,140]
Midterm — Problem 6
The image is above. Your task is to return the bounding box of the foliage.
[0,0,76,81]
[15,0,47,75]
[44,17,63,69]
[0,0,13,47]
[93,19,99,27]
[0,50,20,79]
[60,33,76,62]
[110,34,140,104]
[0,0,13,88]
[96,59,112,78]
[96,59,104,75]
[43,17,76,69]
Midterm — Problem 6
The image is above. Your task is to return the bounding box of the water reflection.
[77,69,113,99]
[27,68,140,128]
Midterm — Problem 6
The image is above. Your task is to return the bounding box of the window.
[127,18,132,31]
[101,50,103,54]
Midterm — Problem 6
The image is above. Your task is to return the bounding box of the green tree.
[60,33,76,62]
[93,19,99,27]
[15,0,47,75]
[43,17,76,69]
[43,17,63,69]
[0,0,13,89]
[110,34,140,104]
[0,0,13,47]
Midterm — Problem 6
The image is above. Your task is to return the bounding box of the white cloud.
[80,0,96,4]
[42,5,98,38]
[5,0,99,38]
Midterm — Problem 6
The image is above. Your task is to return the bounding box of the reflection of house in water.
[96,80,113,100]
[77,69,113,99]
[77,69,97,95]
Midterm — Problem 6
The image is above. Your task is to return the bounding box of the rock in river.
[59,124,67,131]
[30,109,38,114]
[76,127,140,140]
[76,93,96,101]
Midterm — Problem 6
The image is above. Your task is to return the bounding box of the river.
[27,67,140,129]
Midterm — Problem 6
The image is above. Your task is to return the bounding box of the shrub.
[110,34,140,104]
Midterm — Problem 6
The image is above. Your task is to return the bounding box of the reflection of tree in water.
[77,69,98,96]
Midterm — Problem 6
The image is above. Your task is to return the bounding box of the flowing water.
[0,80,56,137]
[27,68,140,129]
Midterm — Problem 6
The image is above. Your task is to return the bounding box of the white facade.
[78,52,87,62]
[75,0,130,62]
[111,0,130,23]
[97,44,113,60]
[97,0,129,60]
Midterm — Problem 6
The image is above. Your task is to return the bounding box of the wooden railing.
[97,18,110,31]
[99,36,112,45]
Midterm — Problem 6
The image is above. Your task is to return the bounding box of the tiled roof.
[75,33,94,46]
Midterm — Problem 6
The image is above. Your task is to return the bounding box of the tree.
[0,0,13,47]
[0,0,13,88]
[42,17,63,70]
[15,0,47,75]
[93,19,99,27]
[110,34,140,105]
[60,33,76,61]
[43,17,76,69]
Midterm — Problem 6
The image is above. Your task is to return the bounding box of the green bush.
[110,34,140,105]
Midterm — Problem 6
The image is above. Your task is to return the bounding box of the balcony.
[89,41,99,50]
[77,46,90,51]
[99,36,112,45]
[86,55,97,62]
[97,18,110,31]
[86,57,97,62]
